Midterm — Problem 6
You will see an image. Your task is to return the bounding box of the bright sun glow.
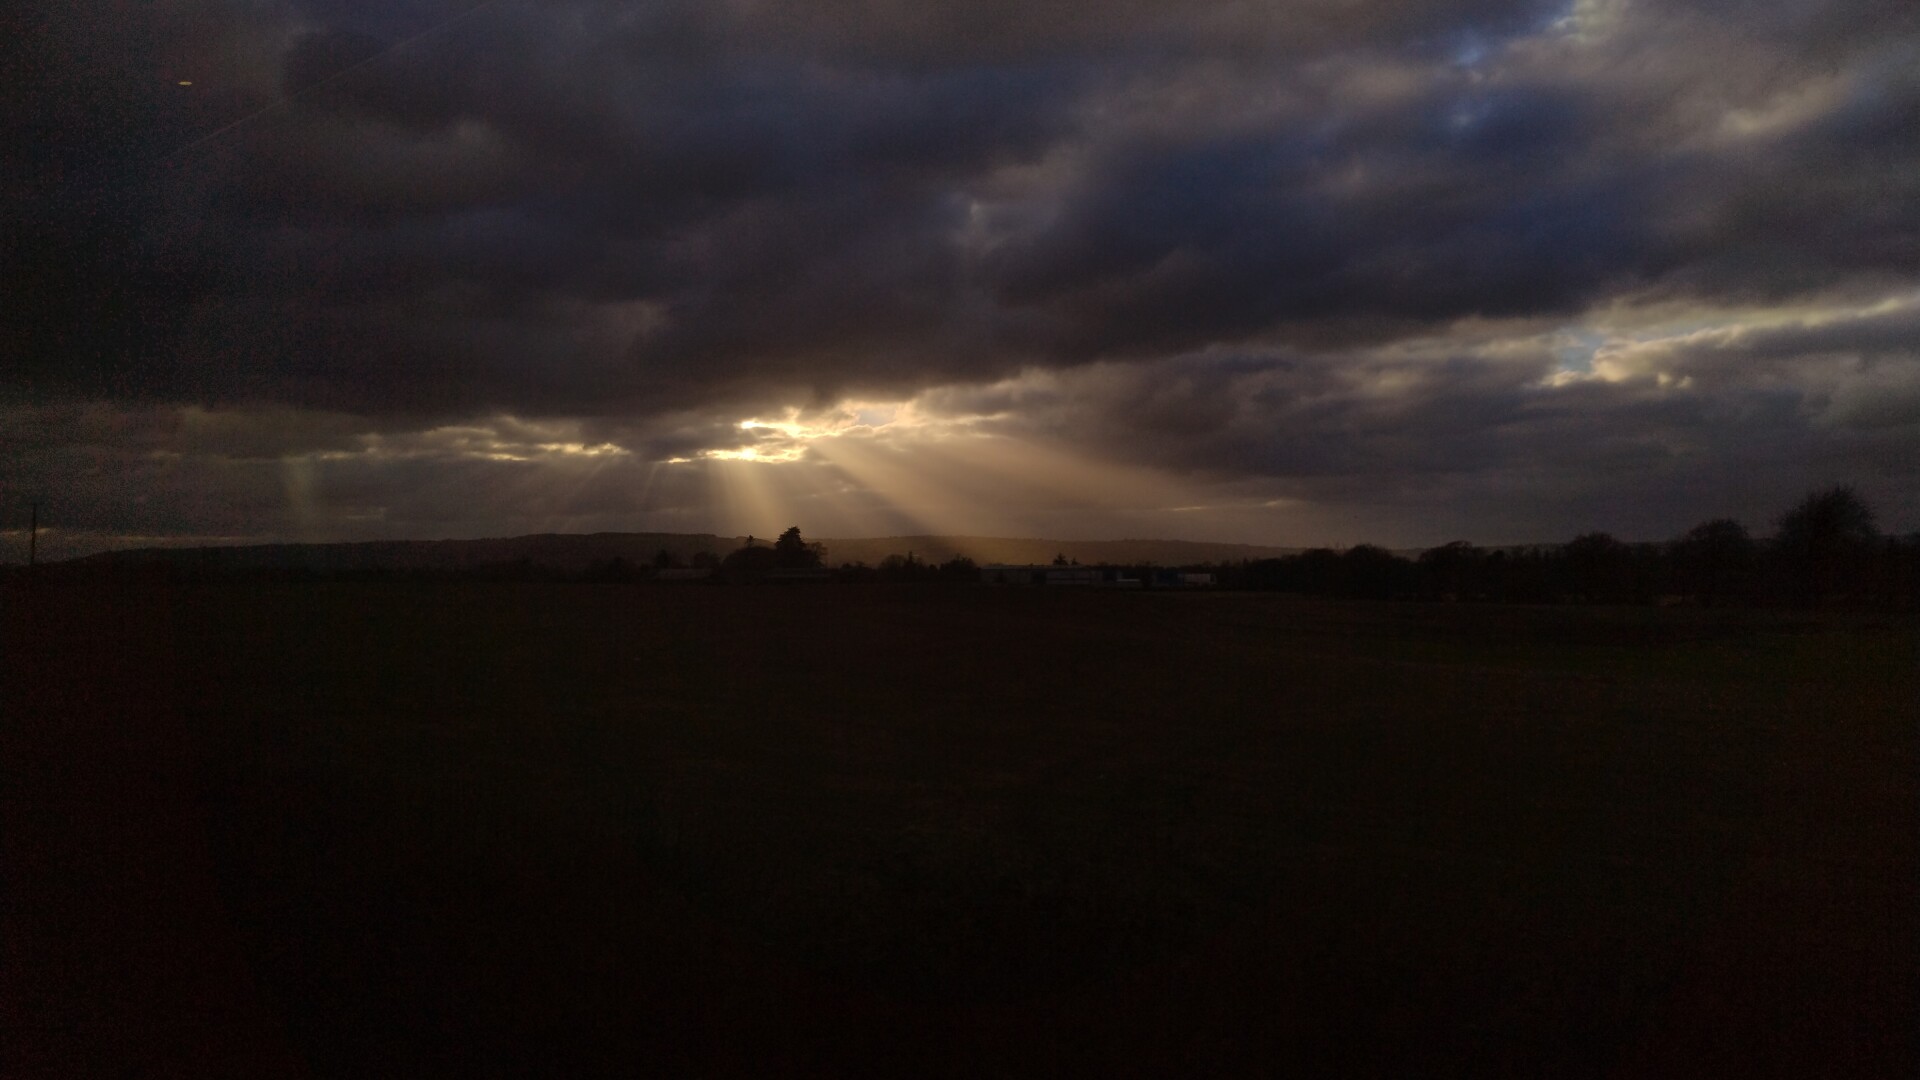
[657,381,1212,541]
[696,401,930,463]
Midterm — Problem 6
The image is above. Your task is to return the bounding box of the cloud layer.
[6,0,1918,555]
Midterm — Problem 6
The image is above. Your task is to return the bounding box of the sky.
[6,0,1918,559]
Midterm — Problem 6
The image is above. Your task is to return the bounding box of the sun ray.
[710,457,789,537]
[802,437,957,537]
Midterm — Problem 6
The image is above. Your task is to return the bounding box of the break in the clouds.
[5,0,1918,557]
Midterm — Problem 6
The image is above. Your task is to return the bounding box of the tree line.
[1218,487,1914,609]
[676,486,1911,608]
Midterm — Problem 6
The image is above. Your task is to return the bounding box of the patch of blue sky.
[1553,327,1606,374]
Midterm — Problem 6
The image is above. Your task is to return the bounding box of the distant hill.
[73,533,741,574]
[71,531,1302,573]
[815,535,1301,567]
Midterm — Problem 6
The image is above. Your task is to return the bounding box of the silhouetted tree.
[1052,553,1069,566]
[1237,556,1287,590]
[721,538,779,580]
[1671,519,1756,606]
[937,555,978,581]
[1418,541,1484,600]
[774,526,825,568]
[1341,544,1411,599]
[1564,532,1634,603]
[878,551,928,581]
[1294,548,1342,594]
[1774,486,1879,607]
[1484,549,1541,603]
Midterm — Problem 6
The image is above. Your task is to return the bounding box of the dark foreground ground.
[4,582,1913,1077]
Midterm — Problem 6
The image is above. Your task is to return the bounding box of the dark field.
[5,583,1914,1077]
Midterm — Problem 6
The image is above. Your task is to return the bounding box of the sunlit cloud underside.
[671,398,1202,541]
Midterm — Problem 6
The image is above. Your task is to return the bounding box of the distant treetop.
[1776,486,1878,555]
[774,526,825,568]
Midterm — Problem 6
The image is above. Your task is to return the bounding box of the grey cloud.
[29,0,1906,416]
[1593,297,1920,429]
[939,326,1918,540]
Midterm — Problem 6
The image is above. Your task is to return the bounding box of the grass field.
[5,582,1914,1076]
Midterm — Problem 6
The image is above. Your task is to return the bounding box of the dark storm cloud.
[9,0,1106,411]
[982,91,1650,359]
[14,0,1904,409]
[5,0,1918,545]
